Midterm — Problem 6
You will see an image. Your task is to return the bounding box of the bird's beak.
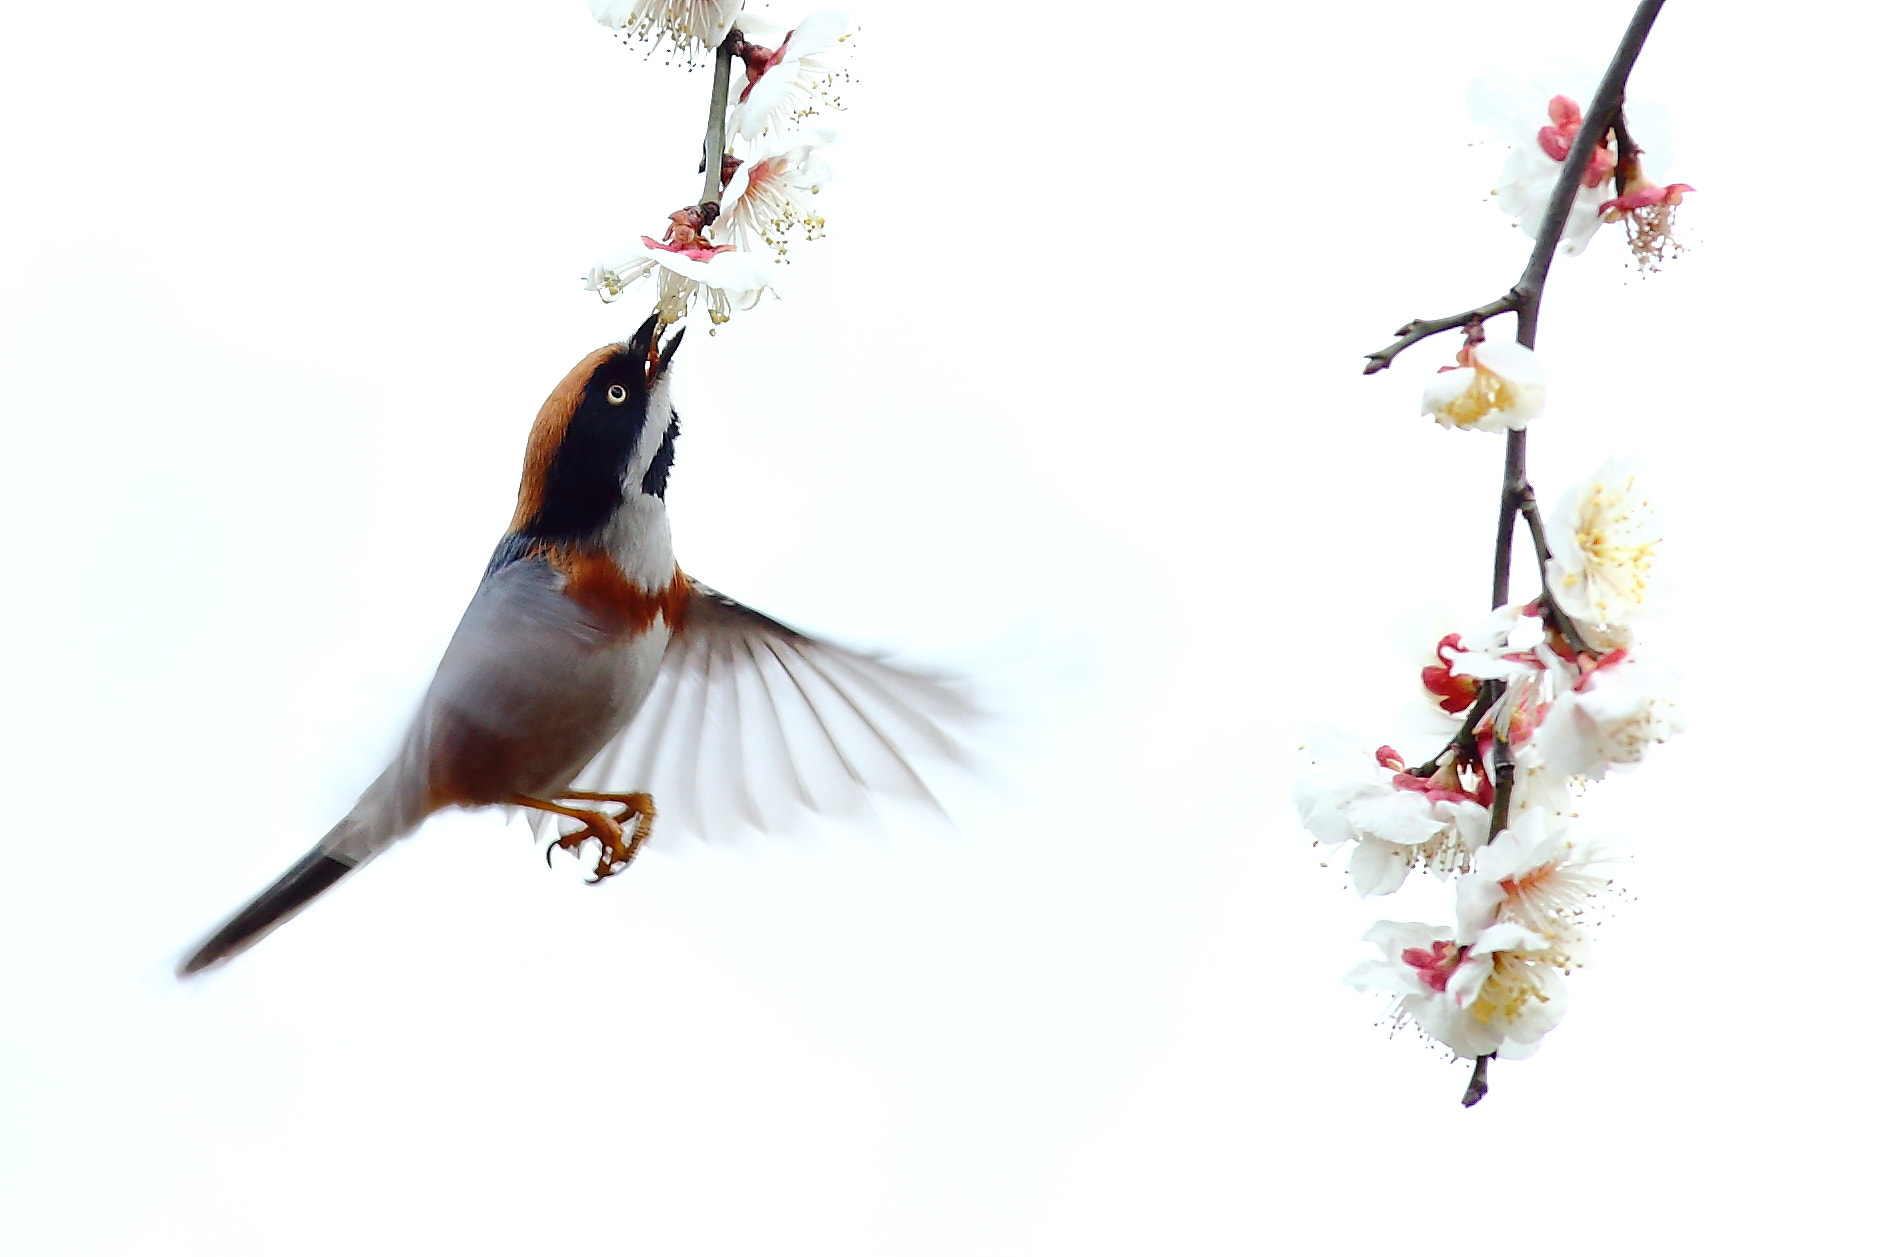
[651,325,686,383]
[625,313,685,386]
[627,312,662,366]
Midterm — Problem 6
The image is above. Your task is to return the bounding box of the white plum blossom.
[1534,650,1681,782]
[1347,919,1569,1058]
[1469,80,1616,255]
[1455,808,1614,951]
[715,127,836,258]
[590,0,743,60]
[1294,732,1491,897]
[728,9,852,140]
[1421,341,1546,433]
[1546,459,1662,632]
[1436,604,1571,746]
[586,237,779,328]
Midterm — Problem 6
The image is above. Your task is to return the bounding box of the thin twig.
[1491,429,1528,609]
[1487,744,1515,837]
[1611,111,1639,199]
[1462,1053,1495,1108]
[1519,488,1595,655]
[1413,683,1499,780]
[1361,293,1519,375]
[698,32,738,213]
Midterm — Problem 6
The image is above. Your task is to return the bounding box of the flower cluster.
[584,4,852,328]
[1469,79,1693,268]
[1300,455,1681,1071]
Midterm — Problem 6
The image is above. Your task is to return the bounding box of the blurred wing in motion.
[569,579,977,842]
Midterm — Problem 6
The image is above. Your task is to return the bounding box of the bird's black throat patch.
[523,354,652,542]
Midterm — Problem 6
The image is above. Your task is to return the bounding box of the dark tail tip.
[177,849,357,977]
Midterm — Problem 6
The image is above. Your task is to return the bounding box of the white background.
[2,2,1878,1252]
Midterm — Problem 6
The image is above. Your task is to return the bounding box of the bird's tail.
[176,846,359,976]
[176,785,414,977]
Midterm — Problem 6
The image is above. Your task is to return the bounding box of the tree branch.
[698,32,738,214]
[1361,294,1519,375]
[1413,682,1499,780]
[1359,0,1666,1110]
[1462,1053,1495,1108]
[1519,487,1595,655]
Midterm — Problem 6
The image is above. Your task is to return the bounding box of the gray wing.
[569,580,977,841]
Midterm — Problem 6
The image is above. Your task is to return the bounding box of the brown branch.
[1462,1053,1495,1108]
[1519,487,1595,656]
[1361,294,1519,375]
[1412,683,1499,780]
[697,32,738,214]
[1611,110,1639,199]
[1357,1,1667,1111]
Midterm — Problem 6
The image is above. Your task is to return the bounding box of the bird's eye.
[606,383,628,405]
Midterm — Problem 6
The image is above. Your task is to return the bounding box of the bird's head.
[510,314,687,541]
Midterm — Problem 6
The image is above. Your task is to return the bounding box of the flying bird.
[180,315,970,975]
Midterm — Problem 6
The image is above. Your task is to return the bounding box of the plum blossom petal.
[1421,341,1546,433]
[715,126,836,257]
[1545,459,1663,631]
[1346,920,1567,1058]
[1494,140,1610,256]
[590,0,743,61]
[728,9,853,140]
[1534,650,1682,782]
[1294,733,1492,896]
[1445,921,1570,1054]
[586,238,780,328]
[1435,604,1574,749]
[1455,808,1615,950]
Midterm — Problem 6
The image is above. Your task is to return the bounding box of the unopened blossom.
[1421,633,1480,714]
[1421,341,1546,433]
[590,0,742,60]
[1456,809,1614,952]
[1295,734,1492,896]
[715,127,836,257]
[1601,154,1694,271]
[1347,919,1569,1058]
[586,232,778,328]
[727,10,852,140]
[1545,459,1662,631]
[1533,649,1681,782]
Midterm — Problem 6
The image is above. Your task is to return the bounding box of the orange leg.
[558,792,657,876]
[510,792,657,885]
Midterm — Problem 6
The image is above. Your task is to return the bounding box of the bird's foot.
[556,791,657,882]
[511,792,655,884]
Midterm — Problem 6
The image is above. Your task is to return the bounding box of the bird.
[179,314,972,975]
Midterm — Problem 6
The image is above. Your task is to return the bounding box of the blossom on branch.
[1601,156,1694,272]
[715,127,836,258]
[590,0,743,61]
[1533,649,1681,782]
[1421,341,1546,433]
[586,236,778,328]
[1470,85,1617,256]
[1436,606,1563,746]
[728,10,853,140]
[1294,735,1491,896]
[1455,809,1614,949]
[1545,459,1662,632]
[1347,919,1569,1058]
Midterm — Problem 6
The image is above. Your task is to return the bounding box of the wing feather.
[570,579,975,843]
